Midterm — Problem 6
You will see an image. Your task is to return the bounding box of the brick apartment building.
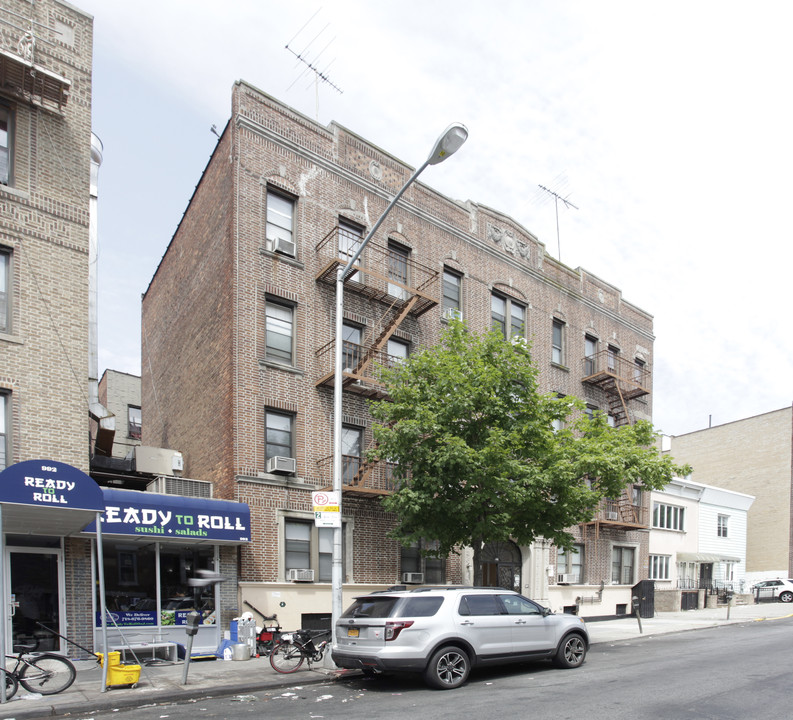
[663,406,793,584]
[142,82,656,624]
[0,0,96,651]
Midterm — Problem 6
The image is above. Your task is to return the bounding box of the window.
[265,299,294,365]
[285,519,339,582]
[491,293,525,340]
[387,242,409,300]
[611,546,635,585]
[341,425,363,485]
[342,323,362,371]
[265,410,294,459]
[584,335,597,375]
[0,392,8,470]
[649,555,670,580]
[265,190,295,254]
[0,248,9,332]
[584,404,597,421]
[0,103,12,186]
[634,358,646,385]
[556,544,584,583]
[127,405,141,440]
[387,337,409,364]
[285,520,310,570]
[442,268,462,316]
[339,219,363,282]
[718,514,729,538]
[607,344,619,372]
[653,502,685,531]
[401,539,446,584]
[552,319,564,365]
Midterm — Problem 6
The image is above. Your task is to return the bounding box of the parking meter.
[185,611,201,637]
[632,595,643,634]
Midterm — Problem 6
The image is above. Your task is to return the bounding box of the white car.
[751,578,793,602]
[332,586,589,689]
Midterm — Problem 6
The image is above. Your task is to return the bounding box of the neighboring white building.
[650,477,753,611]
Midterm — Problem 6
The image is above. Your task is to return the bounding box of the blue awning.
[82,487,250,545]
[0,459,104,535]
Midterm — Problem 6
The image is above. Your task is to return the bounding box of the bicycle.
[3,641,76,699]
[269,629,331,673]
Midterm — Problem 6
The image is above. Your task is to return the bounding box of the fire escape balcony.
[316,454,397,497]
[581,351,650,426]
[315,226,439,318]
[315,341,405,398]
[581,494,649,537]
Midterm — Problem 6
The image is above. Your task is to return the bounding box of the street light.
[330,123,468,643]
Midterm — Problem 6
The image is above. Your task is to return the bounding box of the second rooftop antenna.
[537,182,579,263]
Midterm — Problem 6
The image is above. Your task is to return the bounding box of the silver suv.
[332,586,589,689]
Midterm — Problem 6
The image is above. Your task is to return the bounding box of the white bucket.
[231,642,251,661]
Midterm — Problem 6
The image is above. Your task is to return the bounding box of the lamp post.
[330,123,468,642]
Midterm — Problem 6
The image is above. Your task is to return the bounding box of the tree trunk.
[472,537,483,587]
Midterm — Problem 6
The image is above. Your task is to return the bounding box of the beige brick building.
[142,82,657,624]
[0,0,97,652]
[97,369,141,459]
[663,406,793,582]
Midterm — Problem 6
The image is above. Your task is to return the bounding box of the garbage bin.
[231,643,250,661]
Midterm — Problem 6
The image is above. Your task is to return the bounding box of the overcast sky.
[79,0,793,437]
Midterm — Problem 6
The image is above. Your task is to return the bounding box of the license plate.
[347,627,359,638]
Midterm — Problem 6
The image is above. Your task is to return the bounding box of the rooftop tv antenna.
[537,177,579,263]
[285,10,343,120]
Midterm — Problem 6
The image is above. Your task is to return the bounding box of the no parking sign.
[312,491,340,527]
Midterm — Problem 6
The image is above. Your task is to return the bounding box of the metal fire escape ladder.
[604,377,631,427]
[343,295,419,386]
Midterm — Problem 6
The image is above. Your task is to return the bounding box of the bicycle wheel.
[269,641,305,673]
[1,668,18,700]
[19,654,76,695]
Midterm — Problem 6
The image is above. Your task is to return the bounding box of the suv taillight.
[385,620,414,641]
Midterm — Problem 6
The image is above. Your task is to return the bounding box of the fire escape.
[578,350,652,577]
[314,226,439,496]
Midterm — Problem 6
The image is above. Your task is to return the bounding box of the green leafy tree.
[370,320,689,586]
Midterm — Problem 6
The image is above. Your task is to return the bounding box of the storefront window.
[100,541,156,624]
[97,542,215,627]
[159,545,216,626]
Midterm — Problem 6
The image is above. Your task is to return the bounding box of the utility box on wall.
[134,446,184,476]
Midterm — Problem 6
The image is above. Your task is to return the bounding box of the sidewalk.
[2,602,791,719]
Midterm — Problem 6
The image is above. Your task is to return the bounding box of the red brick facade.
[142,83,654,619]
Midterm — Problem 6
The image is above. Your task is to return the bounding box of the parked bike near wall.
[269,629,331,673]
[3,640,76,699]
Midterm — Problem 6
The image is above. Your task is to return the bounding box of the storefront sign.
[83,488,250,542]
[0,459,104,510]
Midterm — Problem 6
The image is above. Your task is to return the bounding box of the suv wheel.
[552,633,587,668]
[779,591,793,603]
[423,646,470,690]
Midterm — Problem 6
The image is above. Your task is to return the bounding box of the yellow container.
[95,652,141,686]
[106,663,141,686]
[95,651,121,667]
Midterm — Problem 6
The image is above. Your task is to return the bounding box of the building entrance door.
[4,546,64,653]
[479,541,522,593]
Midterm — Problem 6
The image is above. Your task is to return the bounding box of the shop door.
[5,548,64,653]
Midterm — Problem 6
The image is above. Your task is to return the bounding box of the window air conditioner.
[272,237,296,258]
[267,456,296,475]
[402,572,424,584]
[443,307,463,321]
[606,511,619,521]
[557,574,577,585]
[288,568,314,582]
